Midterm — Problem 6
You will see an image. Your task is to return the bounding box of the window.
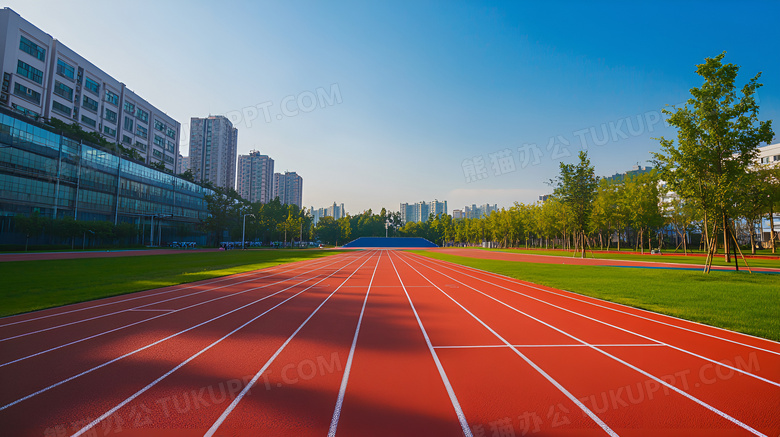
[56,59,75,80]
[123,116,134,132]
[82,95,99,112]
[154,135,165,147]
[16,60,43,84]
[105,90,119,106]
[52,100,72,116]
[166,127,176,139]
[153,149,162,158]
[166,140,175,152]
[122,135,132,145]
[154,119,166,132]
[19,35,46,61]
[134,141,147,151]
[104,108,117,123]
[124,101,135,113]
[774,155,780,162]
[135,108,149,123]
[135,125,148,139]
[104,126,116,137]
[11,103,40,119]
[53,81,74,101]
[13,82,41,103]
[164,155,174,164]
[81,115,96,128]
[85,77,100,94]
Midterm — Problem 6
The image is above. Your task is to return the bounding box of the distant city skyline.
[6,1,778,215]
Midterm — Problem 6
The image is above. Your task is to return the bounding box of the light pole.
[82,229,94,250]
[242,213,255,249]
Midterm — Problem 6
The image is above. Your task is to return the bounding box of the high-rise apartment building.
[273,171,303,208]
[0,8,180,172]
[177,154,190,174]
[189,115,237,190]
[400,200,448,223]
[464,203,498,219]
[237,150,274,203]
[311,202,345,225]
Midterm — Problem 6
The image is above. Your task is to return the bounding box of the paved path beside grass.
[435,248,780,274]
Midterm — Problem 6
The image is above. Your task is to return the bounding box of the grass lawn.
[0,249,341,318]
[479,247,780,269]
[415,251,780,342]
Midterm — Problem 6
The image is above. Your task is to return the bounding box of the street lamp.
[149,214,173,247]
[83,229,94,250]
[242,213,255,250]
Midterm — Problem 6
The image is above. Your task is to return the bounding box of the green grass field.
[481,247,780,270]
[0,250,340,318]
[415,251,780,342]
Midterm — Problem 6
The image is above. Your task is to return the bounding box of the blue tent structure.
[341,237,438,248]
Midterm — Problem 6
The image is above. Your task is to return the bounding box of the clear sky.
[7,0,779,214]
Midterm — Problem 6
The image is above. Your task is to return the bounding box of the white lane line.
[409,253,780,387]
[126,309,175,312]
[388,252,473,437]
[0,255,332,328]
[0,255,339,342]
[401,252,767,436]
[203,251,379,437]
[339,285,434,288]
[0,255,352,368]
[0,253,370,411]
[434,344,667,349]
[416,252,780,354]
[328,250,382,437]
[395,252,617,437]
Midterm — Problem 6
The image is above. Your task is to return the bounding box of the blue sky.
[8,0,779,213]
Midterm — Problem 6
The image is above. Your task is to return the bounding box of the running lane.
[0,251,367,437]
[401,251,780,436]
[325,250,468,436]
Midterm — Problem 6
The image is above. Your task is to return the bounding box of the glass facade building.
[0,109,212,245]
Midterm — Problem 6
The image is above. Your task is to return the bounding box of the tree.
[150,161,168,172]
[623,172,663,253]
[653,52,774,267]
[199,187,243,245]
[754,162,780,253]
[338,216,352,246]
[14,212,46,251]
[552,151,598,257]
[314,216,340,245]
[665,196,699,254]
[179,169,195,182]
[590,179,618,250]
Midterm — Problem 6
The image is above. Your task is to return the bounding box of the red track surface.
[1,250,778,436]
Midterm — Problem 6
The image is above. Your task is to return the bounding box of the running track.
[0,250,778,436]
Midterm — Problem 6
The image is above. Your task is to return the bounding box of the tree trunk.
[770,207,776,254]
[703,210,710,254]
[750,219,756,255]
[723,213,731,263]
